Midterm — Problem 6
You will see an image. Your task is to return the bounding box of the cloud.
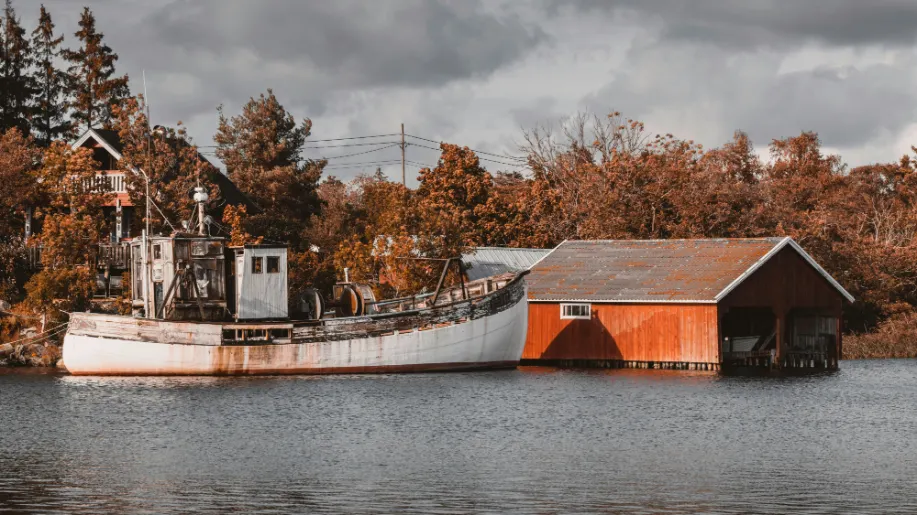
[26,0,917,179]
[33,0,548,180]
[109,0,548,126]
[147,0,546,88]
[583,40,917,152]
[558,1,917,49]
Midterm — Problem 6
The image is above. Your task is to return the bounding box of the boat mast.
[193,187,209,235]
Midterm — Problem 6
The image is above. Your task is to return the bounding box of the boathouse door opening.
[786,310,838,368]
[721,307,776,367]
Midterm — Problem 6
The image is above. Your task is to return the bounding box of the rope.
[0,321,69,347]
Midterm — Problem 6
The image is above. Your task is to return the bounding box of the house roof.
[73,128,125,158]
[528,237,854,304]
[71,128,259,213]
[462,247,551,281]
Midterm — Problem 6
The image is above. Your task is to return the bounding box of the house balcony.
[83,172,133,207]
[26,242,132,271]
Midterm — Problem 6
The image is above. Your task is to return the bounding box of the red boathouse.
[523,238,854,370]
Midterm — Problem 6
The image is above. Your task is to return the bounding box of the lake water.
[1,360,915,514]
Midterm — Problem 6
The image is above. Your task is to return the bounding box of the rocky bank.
[0,340,62,367]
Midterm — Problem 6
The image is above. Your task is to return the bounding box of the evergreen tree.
[214,90,323,248]
[63,7,129,131]
[30,4,71,145]
[0,0,34,134]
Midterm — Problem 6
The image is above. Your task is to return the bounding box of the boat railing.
[289,271,527,344]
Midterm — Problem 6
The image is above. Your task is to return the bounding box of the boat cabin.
[231,245,289,320]
[130,234,289,322]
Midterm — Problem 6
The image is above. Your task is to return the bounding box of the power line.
[406,143,525,168]
[405,134,527,162]
[323,160,403,170]
[315,144,401,160]
[196,133,400,148]
[201,141,398,149]
[302,141,401,149]
[305,133,399,143]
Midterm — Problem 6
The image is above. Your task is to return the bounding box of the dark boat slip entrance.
[720,308,839,369]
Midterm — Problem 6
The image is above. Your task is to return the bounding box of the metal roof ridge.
[560,237,785,244]
[528,239,566,270]
[466,246,550,251]
[528,298,718,304]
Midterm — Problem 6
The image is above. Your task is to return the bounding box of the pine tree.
[63,7,129,131]
[214,90,323,248]
[30,4,71,145]
[0,0,34,134]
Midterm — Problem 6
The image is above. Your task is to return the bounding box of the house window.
[252,256,263,274]
[153,244,162,260]
[560,303,591,319]
[267,256,280,273]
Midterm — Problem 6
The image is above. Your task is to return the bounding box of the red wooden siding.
[523,303,719,363]
[719,246,843,311]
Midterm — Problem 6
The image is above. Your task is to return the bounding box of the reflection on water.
[1,360,916,514]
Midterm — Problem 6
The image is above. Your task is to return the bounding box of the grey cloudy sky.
[31,0,917,182]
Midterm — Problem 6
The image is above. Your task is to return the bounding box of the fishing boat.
[62,190,529,376]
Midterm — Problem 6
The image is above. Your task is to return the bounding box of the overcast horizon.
[28,0,917,183]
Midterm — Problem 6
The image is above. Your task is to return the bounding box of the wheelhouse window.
[560,303,591,319]
[153,244,162,260]
[267,256,280,274]
[252,256,263,274]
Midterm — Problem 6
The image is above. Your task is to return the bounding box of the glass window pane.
[252,257,263,274]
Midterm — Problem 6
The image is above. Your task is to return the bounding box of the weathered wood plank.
[69,313,222,346]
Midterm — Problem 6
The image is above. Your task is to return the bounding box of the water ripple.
[1,360,916,513]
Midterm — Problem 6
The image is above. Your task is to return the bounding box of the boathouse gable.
[523,238,852,370]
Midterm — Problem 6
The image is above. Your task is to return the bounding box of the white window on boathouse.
[560,303,591,320]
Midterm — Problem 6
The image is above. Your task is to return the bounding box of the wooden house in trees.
[523,238,854,370]
[26,128,253,299]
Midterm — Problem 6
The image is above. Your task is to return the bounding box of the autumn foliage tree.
[113,96,220,233]
[0,128,39,300]
[222,205,262,247]
[21,142,108,316]
[415,143,495,255]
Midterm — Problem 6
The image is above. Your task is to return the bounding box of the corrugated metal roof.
[462,247,551,281]
[528,237,854,303]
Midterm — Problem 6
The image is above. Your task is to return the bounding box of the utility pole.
[401,123,406,186]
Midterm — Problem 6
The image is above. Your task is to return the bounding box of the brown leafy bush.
[844,313,917,359]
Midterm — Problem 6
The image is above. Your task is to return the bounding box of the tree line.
[1,2,916,353]
[1,2,128,143]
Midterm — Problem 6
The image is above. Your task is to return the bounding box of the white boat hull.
[63,292,528,376]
